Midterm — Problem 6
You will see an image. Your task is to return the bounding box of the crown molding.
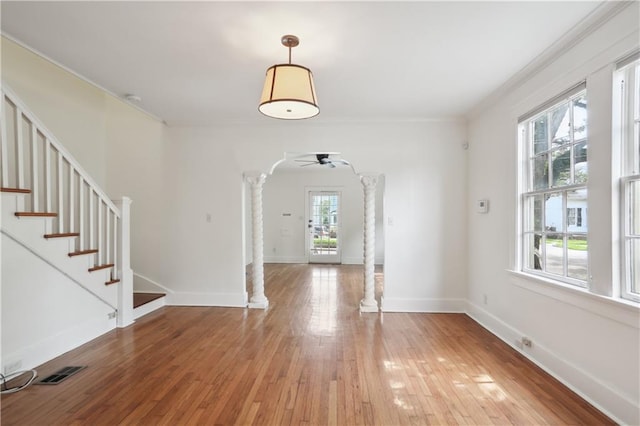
[466,1,635,121]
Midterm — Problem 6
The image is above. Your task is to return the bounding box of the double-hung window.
[617,53,640,302]
[519,83,588,286]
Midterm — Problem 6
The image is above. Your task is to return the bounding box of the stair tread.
[88,263,114,272]
[69,249,98,257]
[133,293,166,309]
[45,233,80,239]
[16,212,58,217]
[105,278,120,286]
[1,187,31,194]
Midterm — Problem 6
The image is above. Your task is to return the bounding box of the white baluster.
[57,152,64,233]
[0,93,8,187]
[89,189,95,251]
[97,199,103,265]
[78,178,85,250]
[113,215,118,276]
[69,167,75,232]
[30,123,39,211]
[44,138,51,213]
[15,107,24,189]
[105,208,111,265]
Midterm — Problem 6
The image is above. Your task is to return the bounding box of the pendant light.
[259,35,319,120]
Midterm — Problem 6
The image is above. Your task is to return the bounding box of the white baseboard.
[381,297,466,312]
[166,291,247,307]
[2,315,115,374]
[466,302,636,426]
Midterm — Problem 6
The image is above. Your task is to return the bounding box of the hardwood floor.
[1,264,612,425]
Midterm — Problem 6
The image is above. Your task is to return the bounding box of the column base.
[360,299,379,313]
[248,298,269,309]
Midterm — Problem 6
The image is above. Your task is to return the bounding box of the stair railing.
[0,83,133,327]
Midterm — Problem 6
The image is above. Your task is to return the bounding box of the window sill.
[508,270,640,328]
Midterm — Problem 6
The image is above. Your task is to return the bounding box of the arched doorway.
[243,152,384,312]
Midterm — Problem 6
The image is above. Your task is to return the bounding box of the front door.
[308,191,341,263]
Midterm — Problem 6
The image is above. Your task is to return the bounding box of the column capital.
[359,174,379,188]
[245,172,267,186]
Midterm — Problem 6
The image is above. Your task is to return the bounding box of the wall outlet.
[4,360,22,375]
[522,337,533,348]
[108,312,116,320]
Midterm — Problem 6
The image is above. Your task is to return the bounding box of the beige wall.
[2,37,108,187]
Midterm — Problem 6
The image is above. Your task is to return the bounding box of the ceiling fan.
[295,153,350,168]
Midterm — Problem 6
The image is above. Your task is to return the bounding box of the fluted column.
[360,174,379,313]
[247,173,269,309]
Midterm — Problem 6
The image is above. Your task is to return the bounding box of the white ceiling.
[1,1,603,126]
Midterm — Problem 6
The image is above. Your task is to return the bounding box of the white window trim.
[620,175,640,302]
[615,54,640,303]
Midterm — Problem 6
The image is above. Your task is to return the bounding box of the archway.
[243,152,384,312]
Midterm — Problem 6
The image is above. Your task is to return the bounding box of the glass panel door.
[308,191,341,263]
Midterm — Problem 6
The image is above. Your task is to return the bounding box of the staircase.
[0,84,136,325]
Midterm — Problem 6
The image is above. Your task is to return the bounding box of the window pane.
[524,195,543,231]
[533,154,548,190]
[533,116,548,154]
[573,141,588,183]
[567,189,587,232]
[551,103,571,147]
[572,95,587,141]
[567,234,588,281]
[545,193,563,232]
[551,146,571,186]
[630,180,640,236]
[545,233,564,276]
[630,239,640,295]
[524,233,542,270]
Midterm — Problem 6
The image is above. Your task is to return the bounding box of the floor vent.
[36,366,86,385]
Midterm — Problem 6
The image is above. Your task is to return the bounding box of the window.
[519,84,588,286]
[617,54,640,302]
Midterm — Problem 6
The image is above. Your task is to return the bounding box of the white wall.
[262,168,384,265]
[466,3,639,424]
[164,121,467,310]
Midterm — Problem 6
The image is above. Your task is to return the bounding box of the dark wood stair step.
[133,293,166,309]
[1,187,32,193]
[105,278,120,286]
[88,263,114,272]
[69,249,98,257]
[45,232,80,239]
[16,212,57,217]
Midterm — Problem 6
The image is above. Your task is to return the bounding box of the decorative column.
[246,173,269,309]
[360,174,379,313]
[114,197,134,327]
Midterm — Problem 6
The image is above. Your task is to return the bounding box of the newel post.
[246,173,269,309]
[114,197,134,327]
[360,174,379,313]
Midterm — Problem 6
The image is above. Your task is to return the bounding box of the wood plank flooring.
[1,264,613,425]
